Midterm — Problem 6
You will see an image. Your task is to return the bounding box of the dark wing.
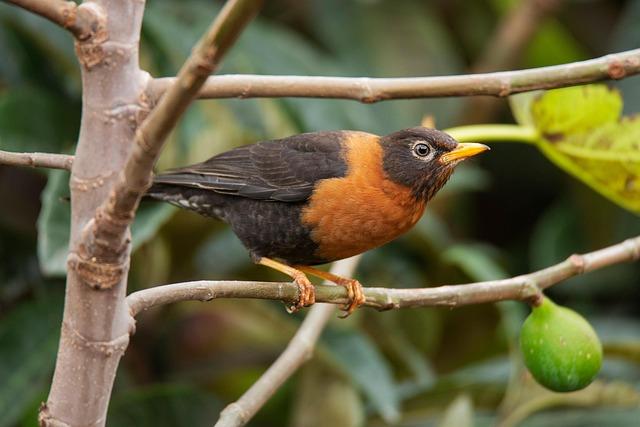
[152,131,350,202]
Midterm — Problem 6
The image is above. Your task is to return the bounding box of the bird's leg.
[253,256,315,312]
[295,265,366,318]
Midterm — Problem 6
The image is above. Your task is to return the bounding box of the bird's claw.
[286,272,316,313]
[338,279,365,318]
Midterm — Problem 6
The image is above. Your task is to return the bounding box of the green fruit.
[520,297,602,392]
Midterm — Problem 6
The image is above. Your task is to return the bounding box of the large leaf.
[0,86,78,154]
[0,3,80,92]
[510,85,640,213]
[37,169,175,276]
[441,243,507,282]
[322,329,400,423]
[107,384,221,427]
[520,408,640,427]
[531,85,622,135]
[308,0,463,130]
[37,170,71,276]
[290,363,364,427]
[437,394,473,427]
[0,291,63,427]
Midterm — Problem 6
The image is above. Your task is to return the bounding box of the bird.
[146,127,489,316]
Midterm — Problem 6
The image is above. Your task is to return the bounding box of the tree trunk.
[40,1,148,425]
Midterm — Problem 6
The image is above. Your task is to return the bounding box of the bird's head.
[380,127,489,201]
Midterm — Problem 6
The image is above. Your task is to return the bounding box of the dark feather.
[152,131,349,202]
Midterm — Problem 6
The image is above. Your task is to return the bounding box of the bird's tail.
[145,182,227,220]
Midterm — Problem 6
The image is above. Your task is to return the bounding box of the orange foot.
[334,277,366,318]
[254,256,316,312]
[288,269,316,313]
[296,266,366,318]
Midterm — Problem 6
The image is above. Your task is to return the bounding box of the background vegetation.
[1,0,639,426]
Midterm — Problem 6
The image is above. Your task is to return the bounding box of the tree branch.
[126,236,640,427]
[0,150,73,170]
[3,0,103,40]
[148,49,640,103]
[213,257,360,427]
[86,0,262,264]
[127,236,640,314]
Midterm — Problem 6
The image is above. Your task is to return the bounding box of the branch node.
[357,78,377,103]
[520,278,543,306]
[74,4,108,69]
[62,321,130,357]
[376,294,397,311]
[67,252,127,290]
[624,237,640,260]
[219,403,249,425]
[70,171,113,192]
[38,403,71,427]
[498,78,512,97]
[104,100,152,130]
[607,60,627,80]
[568,253,586,274]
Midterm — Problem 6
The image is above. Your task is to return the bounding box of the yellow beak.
[439,142,490,164]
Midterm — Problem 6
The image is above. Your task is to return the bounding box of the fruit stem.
[528,292,545,308]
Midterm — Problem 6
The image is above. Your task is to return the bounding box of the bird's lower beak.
[439,142,490,164]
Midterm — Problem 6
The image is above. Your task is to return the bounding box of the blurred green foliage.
[1,1,639,426]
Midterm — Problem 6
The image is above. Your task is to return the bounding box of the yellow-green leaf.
[510,84,640,214]
[537,117,640,213]
[531,85,622,135]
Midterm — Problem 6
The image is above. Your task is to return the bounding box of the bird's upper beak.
[439,142,490,164]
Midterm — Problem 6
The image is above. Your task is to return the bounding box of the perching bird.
[146,127,488,315]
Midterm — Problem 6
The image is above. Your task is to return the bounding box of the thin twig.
[87,0,263,261]
[3,0,103,40]
[127,236,640,314]
[0,150,73,170]
[148,49,640,103]
[213,257,360,427]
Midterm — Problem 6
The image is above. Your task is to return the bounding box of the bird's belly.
[301,177,425,262]
[223,198,326,265]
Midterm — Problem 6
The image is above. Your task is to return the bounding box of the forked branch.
[213,257,360,427]
[86,0,263,261]
[127,237,639,427]
[149,49,640,103]
[3,0,103,40]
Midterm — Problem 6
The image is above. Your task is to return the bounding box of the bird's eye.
[413,142,431,157]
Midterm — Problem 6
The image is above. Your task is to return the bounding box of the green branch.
[445,124,538,144]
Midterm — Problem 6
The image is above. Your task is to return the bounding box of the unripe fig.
[520,297,602,392]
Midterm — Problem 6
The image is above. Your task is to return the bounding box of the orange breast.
[301,132,425,261]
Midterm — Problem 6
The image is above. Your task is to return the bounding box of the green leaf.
[520,408,640,427]
[437,394,474,427]
[308,0,463,130]
[510,84,640,213]
[108,384,221,427]
[37,170,71,276]
[509,90,542,128]
[536,118,640,213]
[0,292,63,427]
[0,86,78,154]
[37,169,175,276]
[531,86,622,135]
[323,329,400,423]
[441,243,508,281]
[290,364,364,427]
